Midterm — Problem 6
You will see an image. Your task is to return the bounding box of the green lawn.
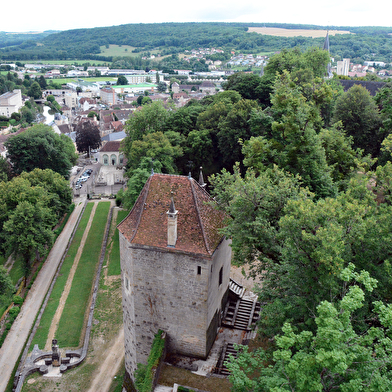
[30,203,94,350]
[106,209,128,276]
[99,45,137,57]
[55,202,111,348]
[8,256,24,286]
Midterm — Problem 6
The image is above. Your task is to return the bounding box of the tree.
[222,72,263,101]
[243,71,336,199]
[157,81,167,93]
[4,124,77,178]
[332,84,384,157]
[227,266,392,392]
[123,157,163,210]
[123,101,172,155]
[117,75,128,85]
[20,168,72,218]
[75,120,102,155]
[0,266,13,297]
[3,200,55,274]
[0,156,11,182]
[27,81,42,99]
[38,75,47,89]
[126,131,182,174]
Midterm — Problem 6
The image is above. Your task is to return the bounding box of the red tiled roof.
[118,173,227,256]
[99,140,121,152]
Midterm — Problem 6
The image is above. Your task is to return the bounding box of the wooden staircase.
[223,281,261,330]
[214,343,238,376]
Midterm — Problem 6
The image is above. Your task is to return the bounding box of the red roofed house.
[118,173,231,387]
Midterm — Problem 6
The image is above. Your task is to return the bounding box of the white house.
[0,89,23,117]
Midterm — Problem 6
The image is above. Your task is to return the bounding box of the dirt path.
[44,202,98,351]
[0,200,86,392]
[86,327,125,392]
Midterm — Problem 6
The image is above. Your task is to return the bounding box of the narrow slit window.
[197,266,202,275]
[219,267,223,286]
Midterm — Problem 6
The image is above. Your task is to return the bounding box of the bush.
[116,188,124,207]
[13,295,23,305]
[134,330,165,392]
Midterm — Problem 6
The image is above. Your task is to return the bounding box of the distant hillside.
[1,22,392,64]
[0,31,58,49]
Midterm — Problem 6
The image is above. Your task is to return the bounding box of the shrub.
[13,295,23,305]
[134,330,165,392]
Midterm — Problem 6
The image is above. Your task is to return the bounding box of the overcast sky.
[2,0,391,33]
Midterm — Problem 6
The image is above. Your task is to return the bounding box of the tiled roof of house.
[118,173,227,256]
[99,140,121,152]
[339,80,386,96]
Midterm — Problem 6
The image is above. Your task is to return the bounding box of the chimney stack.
[167,192,178,247]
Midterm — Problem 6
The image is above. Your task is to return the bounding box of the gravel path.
[0,200,86,392]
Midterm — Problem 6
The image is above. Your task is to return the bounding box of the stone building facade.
[118,173,231,385]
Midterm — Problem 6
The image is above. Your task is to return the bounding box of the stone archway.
[111,154,117,166]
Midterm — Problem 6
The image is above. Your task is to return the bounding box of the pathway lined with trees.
[0,200,86,392]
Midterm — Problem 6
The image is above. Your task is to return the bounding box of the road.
[0,200,85,392]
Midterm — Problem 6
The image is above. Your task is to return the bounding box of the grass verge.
[30,202,94,350]
[55,201,110,348]
[106,209,128,276]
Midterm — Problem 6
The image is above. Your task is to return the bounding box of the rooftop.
[118,173,227,256]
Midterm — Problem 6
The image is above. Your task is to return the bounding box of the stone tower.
[118,173,231,385]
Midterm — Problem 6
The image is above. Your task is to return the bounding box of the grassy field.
[30,202,94,350]
[98,45,162,58]
[99,45,138,57]
[106,209,128,276]
[22,200,124,392]
[55,201,110,348]
[248,27,351,37]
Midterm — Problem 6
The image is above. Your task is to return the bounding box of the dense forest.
[1,23,392,65]
[115,46,392,389]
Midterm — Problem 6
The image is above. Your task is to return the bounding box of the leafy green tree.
[75,120,101,155]
[157,81,167,93]
[222,72,263,101]
[0,156,11,182]
[124,101,171,144]
[27,81,42,99]
[217,99,260,169]
[126,131,182,174]
[227,265,392,392]
[3,200,55,274]
[117,75,128,85]
[332,84,384,157]
[123,157,163,210]
[243,71,336,199]
[38,75,47,89]
[0,266,13,297]
[319,122,367,191]
[4,124,76,178]
[19,168,72,218]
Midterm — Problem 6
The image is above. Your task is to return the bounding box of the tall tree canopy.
[4,124,77,178]
[332,84,384,157]
[75,119,102,155]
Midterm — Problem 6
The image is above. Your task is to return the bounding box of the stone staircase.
[227,278,260,329]
[229,278,245,298]
[214,343,238,376]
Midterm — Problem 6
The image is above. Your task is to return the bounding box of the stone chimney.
[167,192,178,247]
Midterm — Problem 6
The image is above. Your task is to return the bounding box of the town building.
[118,173,231,387]
[337,58,350,76]
[0,89,23,117]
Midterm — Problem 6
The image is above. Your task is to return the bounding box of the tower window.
[197,266,201,275]
[219,267,223,286]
